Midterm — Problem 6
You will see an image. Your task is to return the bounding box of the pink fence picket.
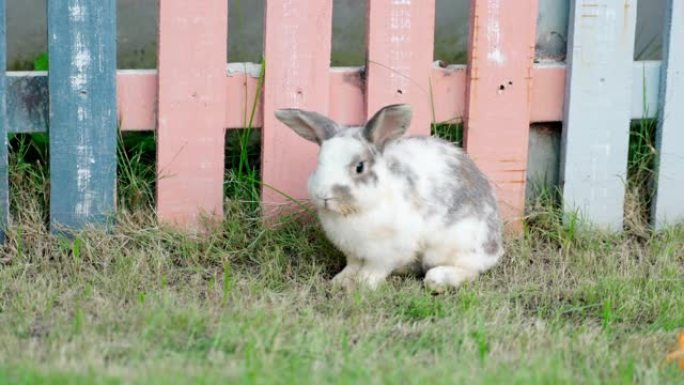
[156,0,228,227]
[260,1,334,217]
[366,0,435,134]
[464,0,538,231]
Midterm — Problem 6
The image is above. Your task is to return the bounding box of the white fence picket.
[652,0,684,229]
[560,0,638,230]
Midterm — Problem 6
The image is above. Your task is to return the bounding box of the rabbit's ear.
[363,104,413,150]
[275,109,340,145]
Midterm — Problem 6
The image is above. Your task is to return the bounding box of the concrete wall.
[6,0,665,69]
[7,0,158,69]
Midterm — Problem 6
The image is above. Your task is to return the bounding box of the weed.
[432,122,464,147]
[117,132,156,212]
[32,52,49,71]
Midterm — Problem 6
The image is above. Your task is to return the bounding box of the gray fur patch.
[483,234,501,255]
[356,170,378,186]
[386,157,418,191]
[386,156,431,212]
[331,184,354,204]
[349,149,378,186]
[440,155,498,223]
[483,212,502,255]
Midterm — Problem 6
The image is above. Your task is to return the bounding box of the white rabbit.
[275,104,503,292]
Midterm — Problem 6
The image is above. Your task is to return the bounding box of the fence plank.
[464,0,538,230]
[261,0,333,215]
[366,0,435,135]
[430,64,467,124]
[156,0,228,227]
[0,0,7,241]
[652,0,684,229]
[560,0,637,230]
[531,63,566,123]
[5,62,665,135]
[225,63,263,129]
[47,0,117,232]
[329,67,366,126]
[117,70,157,131]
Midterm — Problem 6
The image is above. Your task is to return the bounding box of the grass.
[1,128,684,384]
[1,58,682,381]
[432,122,464,147]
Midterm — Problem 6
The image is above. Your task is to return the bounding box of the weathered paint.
[652,0,684,229]
[6,71,153,133]
[6,72,49,134]
[156,0,228,227]
[47,0,117,232]
[261,0,333,215]
[560,0,637,231]
[0,0,8,241]
[464,0,539,231]
[366,0,435,135]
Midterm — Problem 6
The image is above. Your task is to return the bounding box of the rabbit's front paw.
[424,266,478,293]
[331,264,362,290]
[356,266,392,290]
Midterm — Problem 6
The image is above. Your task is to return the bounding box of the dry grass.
[0,135,683,384]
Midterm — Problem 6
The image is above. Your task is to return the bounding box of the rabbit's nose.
[314,194,329,207]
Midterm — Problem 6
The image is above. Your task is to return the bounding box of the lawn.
[0,133,683,384]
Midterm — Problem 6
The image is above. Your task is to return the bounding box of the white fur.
[314,137,502,291]
[276,106,503,292]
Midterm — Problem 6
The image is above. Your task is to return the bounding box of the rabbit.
[275,104,503,292]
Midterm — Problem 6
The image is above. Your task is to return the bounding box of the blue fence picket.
[47,0,117,232]
[560,0,638,231]
[652,0,684,229]
[0,0,8,241]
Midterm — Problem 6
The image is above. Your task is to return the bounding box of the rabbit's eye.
[355,161,365,174]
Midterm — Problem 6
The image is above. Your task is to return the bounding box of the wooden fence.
[0,0,682,239]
